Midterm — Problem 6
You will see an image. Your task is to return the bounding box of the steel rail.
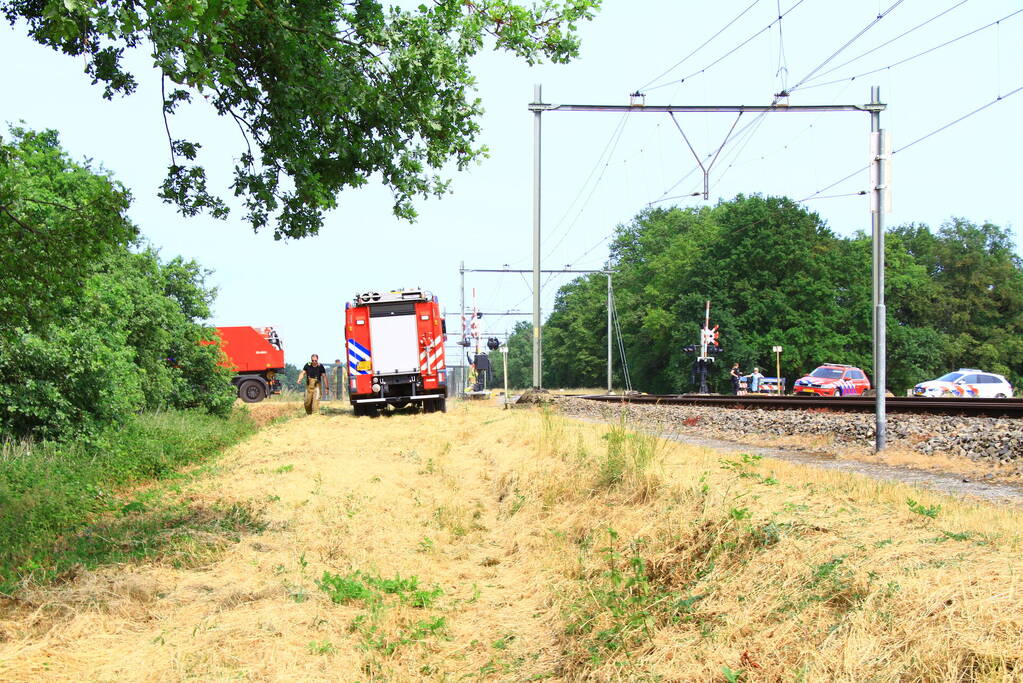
[575,394,1023,418]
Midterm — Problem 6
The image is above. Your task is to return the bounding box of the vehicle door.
[845,369,868,395]
[974,374,1000,398]
[954,374,980,397]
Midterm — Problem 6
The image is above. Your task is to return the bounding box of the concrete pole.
[502,346,509,409]
[607,273,613,394]
[459,261,465,349]
[532,84,543,389]
[870,86,887,452]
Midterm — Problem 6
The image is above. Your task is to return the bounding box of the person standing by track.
[748,367,764,394]
[297,354,329,415]
[730,363,742,395]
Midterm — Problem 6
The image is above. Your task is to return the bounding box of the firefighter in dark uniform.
[297,354,329,414]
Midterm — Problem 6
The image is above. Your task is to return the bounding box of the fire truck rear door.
[368,302,419,374]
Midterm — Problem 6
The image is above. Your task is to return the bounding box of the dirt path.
[0,404,559,681]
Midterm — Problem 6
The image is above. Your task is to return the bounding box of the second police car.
[912,369,1013,398]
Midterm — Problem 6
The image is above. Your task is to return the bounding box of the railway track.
[576,393,1023,418]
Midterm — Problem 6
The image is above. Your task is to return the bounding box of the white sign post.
[772,346,783,395]
[500,345,510,409]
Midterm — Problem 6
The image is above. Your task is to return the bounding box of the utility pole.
[868,86,889,452]
[607,273,612,394]
[459,261,466,348]
[501,343,510,409]
[528,86,889,451]
[531,84,543,389]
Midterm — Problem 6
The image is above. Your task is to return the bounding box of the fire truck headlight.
[372,382,381,393]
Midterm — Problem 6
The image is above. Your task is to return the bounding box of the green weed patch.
[0,408,258,592]
[317,568,447,655]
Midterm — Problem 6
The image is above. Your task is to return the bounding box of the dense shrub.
[0,126,234,441]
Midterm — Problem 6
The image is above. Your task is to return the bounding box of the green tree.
[892,218,1023,386]
[541,196,1023,395]
[490,321,532,388]
[544,274,608,387]
[0,126,137,330]
[0,127,233,440]
[5,0,601,239]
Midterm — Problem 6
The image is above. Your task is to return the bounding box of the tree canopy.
[4,0,600,239]
[535,195,1023,394]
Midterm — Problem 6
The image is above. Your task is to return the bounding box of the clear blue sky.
[3,1,1021,365]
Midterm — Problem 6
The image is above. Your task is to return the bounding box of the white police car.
[912,369,1013,398]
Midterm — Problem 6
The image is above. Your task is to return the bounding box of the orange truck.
[345,289,447,415]
[213,326,285,402]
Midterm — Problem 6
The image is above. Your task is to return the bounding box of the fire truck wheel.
[422,400,434,414]
[237,379,266,403]
[437,397,447,413]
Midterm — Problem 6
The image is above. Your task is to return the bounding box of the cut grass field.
[1,400,1021,681]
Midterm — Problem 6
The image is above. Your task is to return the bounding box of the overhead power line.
[800,84,1023,202]
[543,112,631,261]
[637,0,764,92]
[644,0,809,93]
[775,0,790,94]
[788,0,908,93]
[803,0,972,85]
[895,84,1023,154]
[796,8,1023,92]
[666,1,908,203]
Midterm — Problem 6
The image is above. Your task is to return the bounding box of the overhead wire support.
[462,260,613,390]
[532,103,871,114]
[529,86,889,452]
[463,268,610,274]
[670,112,743,199]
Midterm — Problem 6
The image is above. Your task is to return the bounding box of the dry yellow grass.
[0,402,1021,681]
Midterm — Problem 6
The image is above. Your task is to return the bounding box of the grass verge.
[496,407,1023,681]
[0,408,262,592]
[1,402,1020,681]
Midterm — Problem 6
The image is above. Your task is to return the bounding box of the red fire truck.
[213,326,285,403]
[345,289,447,415]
